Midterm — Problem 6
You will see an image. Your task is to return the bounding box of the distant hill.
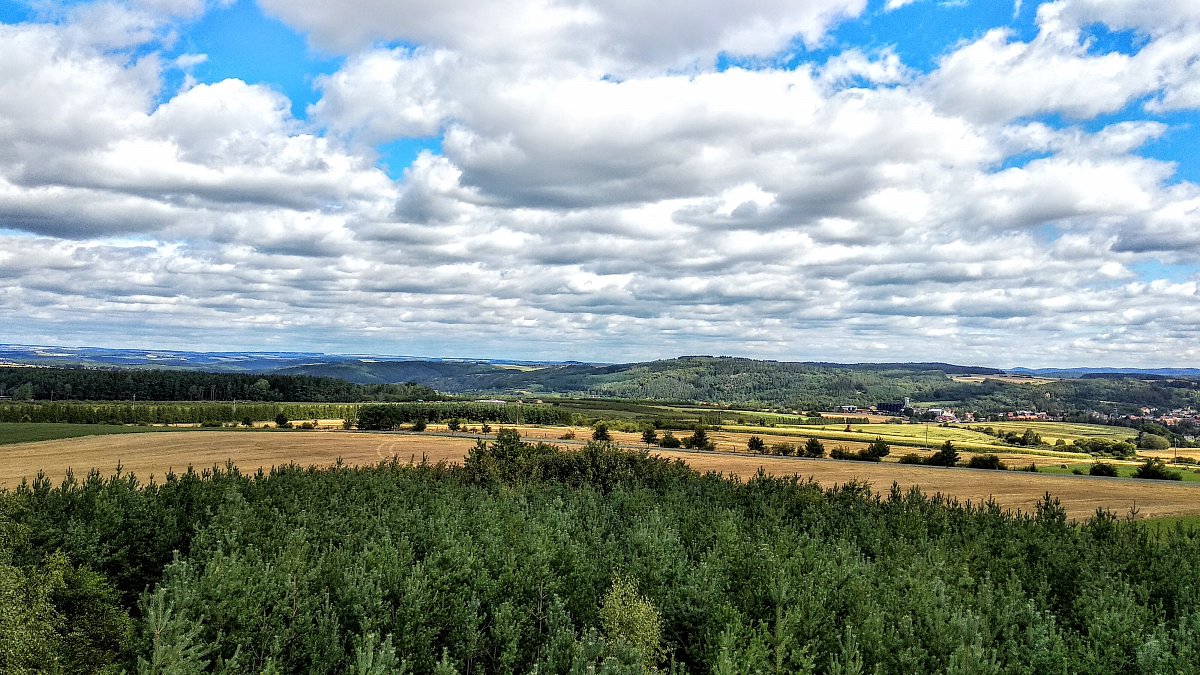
[0,344,583,372]
[6,344,1199,414]
[1009,367,1200,379]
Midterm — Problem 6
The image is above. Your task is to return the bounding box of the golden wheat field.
[4,430,1199,521]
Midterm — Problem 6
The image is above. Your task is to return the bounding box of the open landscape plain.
[6,425,1200,521]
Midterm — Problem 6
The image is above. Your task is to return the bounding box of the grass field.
[5,430,1200,520]
[721,422,1032,454]
[0,423,197,446]
[975,421,1138,446]
[1037,462,1200,483]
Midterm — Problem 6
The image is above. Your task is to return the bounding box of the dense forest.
[3,435,1199,673]
[281,357,1200,414]
[5,359,1200,417]
[0,367,443,403]
[0,402,571,427]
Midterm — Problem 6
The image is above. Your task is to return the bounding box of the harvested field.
[4,430,1200,521]
[0,430,477,488]
[660,451,1200,520]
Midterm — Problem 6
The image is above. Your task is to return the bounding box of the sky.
[1,0,1199,367]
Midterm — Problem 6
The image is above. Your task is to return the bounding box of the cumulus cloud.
[3,0,1200,365]
[260,0,867,74]
[926,0,1200,122]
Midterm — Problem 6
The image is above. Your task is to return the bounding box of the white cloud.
[4,0,1200,366]
[926,0,1200,123]
[259,0,867,74]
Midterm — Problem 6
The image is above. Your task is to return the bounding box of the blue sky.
[1,0,1198,366]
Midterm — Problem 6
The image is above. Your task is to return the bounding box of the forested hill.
[6,357,1200,414]
[285,356,1010,408]
[0,367,444,402]
[278,356,1200,414]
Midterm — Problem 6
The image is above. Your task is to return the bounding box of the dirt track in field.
[4,430,1199,520]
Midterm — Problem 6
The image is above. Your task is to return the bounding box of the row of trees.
[0,402,357,425]
[0,366,443,403]
[355,402,573,429]
[4,438,1200,672]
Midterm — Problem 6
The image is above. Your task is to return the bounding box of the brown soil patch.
[5,431,1199,521]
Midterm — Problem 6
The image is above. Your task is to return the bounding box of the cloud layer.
[2,0,1199,366]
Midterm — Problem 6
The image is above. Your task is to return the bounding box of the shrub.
[599,575,664,670]
[592,424,611,442]
[925,441,959,467]
[447,418,461,432]
[966,454,1006,470]
[641,429,658,446]
[1133,459,1183,481]
[685,428,714,451]
[898,453,924,464]
[1019,463,1039,472]
[659,431,681,448]
[770,443,796,456]
[1137,433,1171,450]
[864,438,890,460]
[411,418,427,432]
[1089,462,1119,477]
[299,421,316,430]
[747,436,766,453]
[803,437,826,458]
[560,430,577,440]
[274,413,290,429]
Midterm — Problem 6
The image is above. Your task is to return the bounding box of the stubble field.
[5,429,1199,520]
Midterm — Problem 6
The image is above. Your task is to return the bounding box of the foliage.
[0,366,443,403]
[865,438,890,460]
[965,454,1007,470]
[925,441,960,467]
[770,442,798,456]
[829,439,889,462]
[683,428,714,451]
[599,575,664,670]
[803,437,825,458]
[355,402,571,430]
[746,436,766,453]
[641,429,658,446]
[593,423,612,442]
[0,525,132,674]
[5,440,1200,673]
[1133,459,1183,481]
[411,418,427,432]
[1089,462,1119,477]
[1073,438,1137,459]
[1137,433,1172,450]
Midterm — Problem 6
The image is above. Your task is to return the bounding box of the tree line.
[0,367,444,403]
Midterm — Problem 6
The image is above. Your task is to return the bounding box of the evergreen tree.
[926,440,959,466]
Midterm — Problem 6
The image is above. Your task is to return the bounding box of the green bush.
[1133,459,1183,481]
[966,454,1006,470]
[1089,462,1118,477]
